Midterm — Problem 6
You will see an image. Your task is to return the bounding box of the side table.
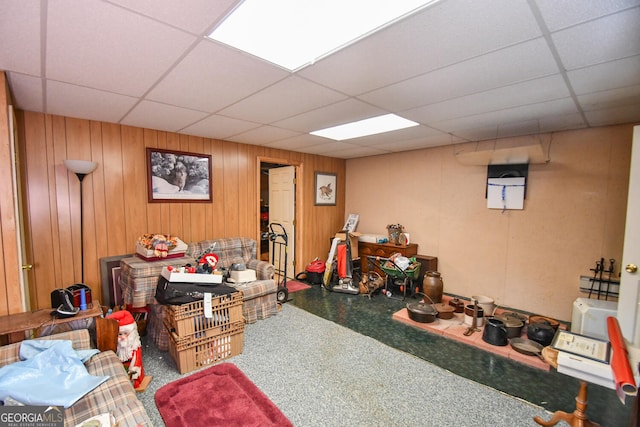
[0,301,103,344]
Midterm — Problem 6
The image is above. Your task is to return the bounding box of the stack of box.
[163,292,244,374]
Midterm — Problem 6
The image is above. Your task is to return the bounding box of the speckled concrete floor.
[140,303,554,426]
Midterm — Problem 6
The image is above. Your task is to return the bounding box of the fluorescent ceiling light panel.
[208,0,439,71]
[311,114,419,140]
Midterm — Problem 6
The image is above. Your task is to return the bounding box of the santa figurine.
[107,310,145,389]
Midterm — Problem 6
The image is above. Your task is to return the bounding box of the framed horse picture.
[315,172,337,206]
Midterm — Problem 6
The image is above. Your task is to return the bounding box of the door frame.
[257,156,303,276]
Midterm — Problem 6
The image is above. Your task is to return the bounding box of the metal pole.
[75,172,87,283]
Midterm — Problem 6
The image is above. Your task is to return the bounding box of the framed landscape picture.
[147,148,212,202]
[315,172,337,206]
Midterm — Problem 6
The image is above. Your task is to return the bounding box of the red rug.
[155,363,292,427]
[286,280,312,293]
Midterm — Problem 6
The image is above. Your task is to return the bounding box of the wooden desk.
[0,301,103,344]
[359,242,419,274]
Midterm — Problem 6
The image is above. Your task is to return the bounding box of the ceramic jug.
[422,271,444,303]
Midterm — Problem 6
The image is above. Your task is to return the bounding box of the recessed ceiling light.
[310,114,419,140]
[208,0,440,71]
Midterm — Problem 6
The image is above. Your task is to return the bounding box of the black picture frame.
[551,329,611,364]
[146,147,212,203]
[99,254,132,308]
[315,172,337,206]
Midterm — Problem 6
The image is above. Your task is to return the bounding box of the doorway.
[259,160,299,279]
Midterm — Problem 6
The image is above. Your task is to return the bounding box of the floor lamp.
[64,159,98,284]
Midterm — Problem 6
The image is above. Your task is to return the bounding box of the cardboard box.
[161,267,223,283]
[229,269,257,283]
[557,351,615,390]
[335,232,361,259]
[358,233,387,244]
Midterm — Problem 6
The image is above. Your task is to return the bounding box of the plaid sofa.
[121,237,278,351]
[0,329,151,427]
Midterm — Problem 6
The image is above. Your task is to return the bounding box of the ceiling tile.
[362,134,459,151]
[46,0,197,96]
[1,0,638,159]
[147,41,288,113]
[585,103,640,126]
[496,119,547,139]
[273,98,385,133]
[0,0,41,76]
[578,85,640,112]
[230,125,300,145]
[551,8,640,70]
[534,0,640,31]
[299,0,541,95]
[433,98,579,135]
[7,73,43,112]
[568,55,640,95]
[360,38,559,112]
[106,0,240,34]
[180,114,260,140]
[46,81,138,123]
[449,125,508,142]
[263,134,329,152]
[121,100,209,132]
[318,143,391,159]
[405,75,570,124]
[539,113,587,133]
[218,76,348,123]
[335,124,443,146]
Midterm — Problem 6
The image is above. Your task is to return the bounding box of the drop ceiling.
[1,0,639,159]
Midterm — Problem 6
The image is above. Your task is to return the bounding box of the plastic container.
[168,321,245,374]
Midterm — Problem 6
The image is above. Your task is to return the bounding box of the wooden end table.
[0,301,103,344]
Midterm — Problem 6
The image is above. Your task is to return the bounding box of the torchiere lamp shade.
[64,159,98,176]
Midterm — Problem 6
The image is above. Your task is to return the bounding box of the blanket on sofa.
[0,340,107,408]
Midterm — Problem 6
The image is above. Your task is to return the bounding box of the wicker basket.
[168,321,245,374]
[163,292,243,338]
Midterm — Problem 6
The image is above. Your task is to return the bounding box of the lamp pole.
[64,160,98,284]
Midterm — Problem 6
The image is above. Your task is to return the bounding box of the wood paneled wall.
[12,111,345,310]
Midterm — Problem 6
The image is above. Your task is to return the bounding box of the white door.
[617,125,640,344]
[268,166,296,281]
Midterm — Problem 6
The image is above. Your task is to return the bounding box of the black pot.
[482,318,508,346]
[406,302,437,323]
[527,322,556,346]
[494,314,524,338]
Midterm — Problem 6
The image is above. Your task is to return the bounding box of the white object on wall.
[487,177,525,210]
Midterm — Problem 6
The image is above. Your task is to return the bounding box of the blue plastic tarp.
[0,340,108,408]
